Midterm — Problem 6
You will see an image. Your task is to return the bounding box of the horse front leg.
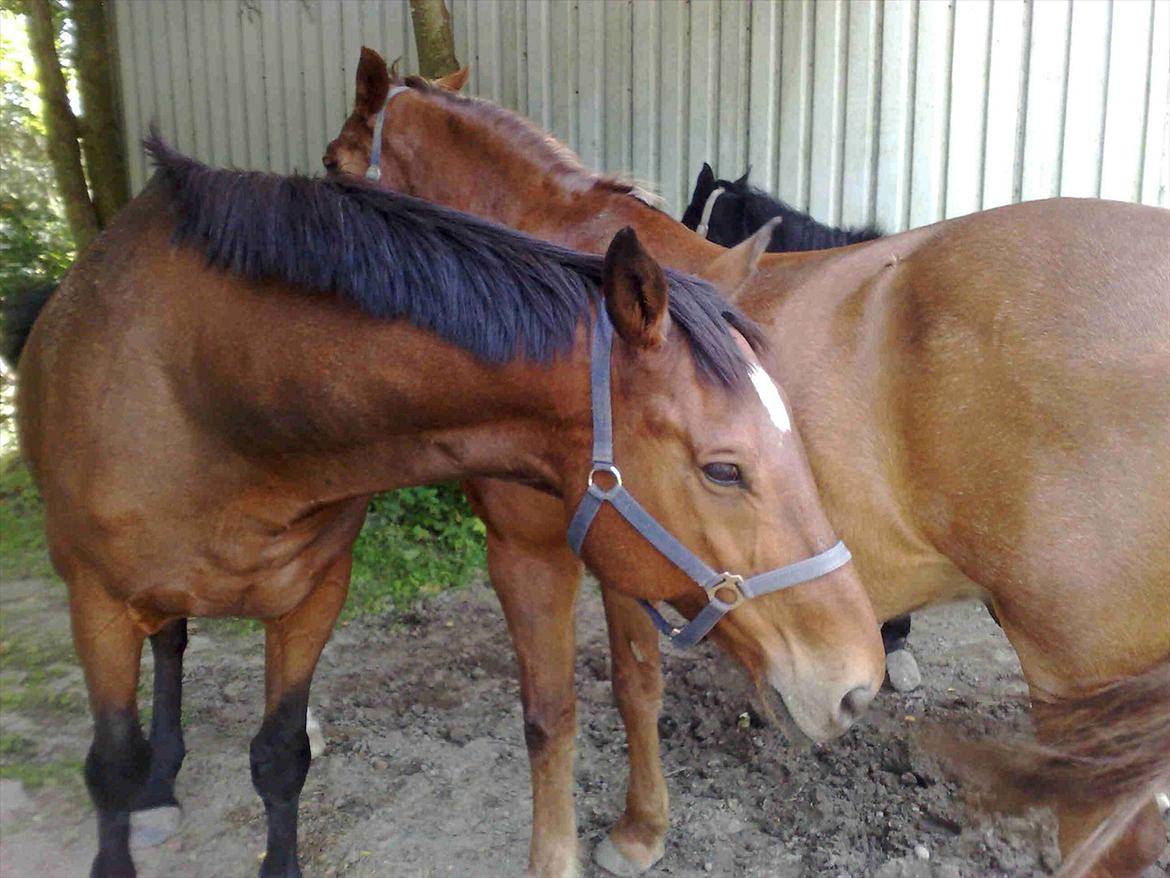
[69,571,151,878]
[486,525,583,878]
[250,555,350,878]
[593,588,668,877]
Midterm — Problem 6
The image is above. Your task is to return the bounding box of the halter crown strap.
[566,305,853,649]
[366,85,411,181]
[695,186,726,239]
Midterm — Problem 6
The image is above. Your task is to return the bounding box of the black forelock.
[144,133,764,386]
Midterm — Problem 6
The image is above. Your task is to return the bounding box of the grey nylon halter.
[366,85,411,181]
[695,186,726,239]
[567,306,853,648]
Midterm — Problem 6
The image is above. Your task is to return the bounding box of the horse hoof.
[130,805,181,849]
[306,707,326,760]
[885,648,922,693]
[593,836,664,877]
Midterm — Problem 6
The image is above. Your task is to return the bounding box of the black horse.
[681,163,882,251]
[681,163,917,690]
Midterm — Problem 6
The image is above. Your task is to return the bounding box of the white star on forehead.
[749,365,791,433]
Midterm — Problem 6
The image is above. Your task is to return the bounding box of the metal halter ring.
[587,463,623,495]
[704,572,746,608]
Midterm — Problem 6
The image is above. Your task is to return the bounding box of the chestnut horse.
[16,138,885,878]
[324,50,1170,878]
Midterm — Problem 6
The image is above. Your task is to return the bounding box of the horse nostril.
[837,685,874,727]
[322,155,338,173]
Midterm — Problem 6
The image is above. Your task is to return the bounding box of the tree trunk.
[71,0,129,226]
[409,0,460,79]
[23,0,99,249]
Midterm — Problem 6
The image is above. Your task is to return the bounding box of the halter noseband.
[567,306,853,648]
[695,186,726,239]
[366,85,411,181]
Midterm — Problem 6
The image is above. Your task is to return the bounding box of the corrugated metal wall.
[113,0,1170,231]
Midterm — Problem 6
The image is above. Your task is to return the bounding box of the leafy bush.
[348,485,487,616]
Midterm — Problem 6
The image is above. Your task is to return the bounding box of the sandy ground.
[1,576,1166,878]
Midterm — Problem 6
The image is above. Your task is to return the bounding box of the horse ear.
[734,169,750,187]
[603,227,671,349]
[388,57,403,84]
[355,47,391,117]
[699,218,780,301]
[697,162,715,192]
[434,66,470,91]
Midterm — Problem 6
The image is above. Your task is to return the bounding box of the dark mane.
[722,175,883,251]
[145,135,762,386]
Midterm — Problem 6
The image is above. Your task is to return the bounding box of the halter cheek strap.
[695,186,726,239]
[567,306,853,649]
[366,85,411,181]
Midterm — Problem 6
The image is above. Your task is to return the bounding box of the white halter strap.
[366,85,411,181]
[695,186,726,239]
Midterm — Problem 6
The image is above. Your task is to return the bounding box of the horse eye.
[702,462,742,486]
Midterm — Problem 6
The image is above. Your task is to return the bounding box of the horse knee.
[85,710,150,813]
[250,701,311,806]
[522,701,574,757]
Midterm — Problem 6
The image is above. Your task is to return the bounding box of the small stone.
[306,707,326,760]
[737,711,751,730]
[886,648,922,692]
[913,845,930,861]
[900,771,917,786]
[704,863,714,872]
[371,757,388,771]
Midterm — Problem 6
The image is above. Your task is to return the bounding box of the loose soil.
[1,576,1166,878]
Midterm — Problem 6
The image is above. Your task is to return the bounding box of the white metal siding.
[114,0,1170,230]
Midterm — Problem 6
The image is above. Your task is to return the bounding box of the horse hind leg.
[250,557,349,878]
[129,618,187,848]
[69,574,152,878]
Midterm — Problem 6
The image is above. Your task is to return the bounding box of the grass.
[0,453,52,579]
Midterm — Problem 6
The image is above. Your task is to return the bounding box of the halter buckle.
[587,463,623,494]
[705,572,745,608]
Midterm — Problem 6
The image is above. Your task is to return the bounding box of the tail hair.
[1,279,58,369]
[924,660,1170,878]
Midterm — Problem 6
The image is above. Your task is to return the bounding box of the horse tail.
[1,279,57,369]
[926,659,1170,878]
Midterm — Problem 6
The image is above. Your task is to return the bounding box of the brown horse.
[324,49,1170,878]
[15,136,884,878]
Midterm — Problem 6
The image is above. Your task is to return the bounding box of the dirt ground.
[1,576,1166,878]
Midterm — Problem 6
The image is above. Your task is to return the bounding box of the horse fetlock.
[528,840,581,878]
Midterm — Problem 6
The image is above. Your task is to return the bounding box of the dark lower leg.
[251,552,352,878]
[881,614,912,653]
[251,690,311,878]
[135,618,187,810]
[86,709,151,878]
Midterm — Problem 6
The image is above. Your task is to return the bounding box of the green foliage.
[348,485,486,616]
[0,453,52,579]
[0,9,74,291]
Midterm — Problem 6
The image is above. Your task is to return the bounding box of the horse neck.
[401,98,723,272]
